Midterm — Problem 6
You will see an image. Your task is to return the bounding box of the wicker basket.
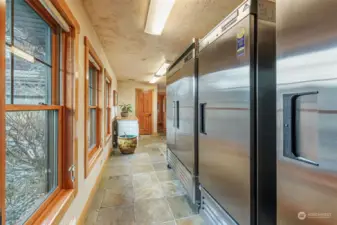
[118,135,137,154]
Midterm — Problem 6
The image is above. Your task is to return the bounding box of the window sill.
[31,189,74,225]
[105,134,112,145]
[86,146,103,178]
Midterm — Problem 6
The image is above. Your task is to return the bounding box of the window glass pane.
[89,67,97,106]
[6,48,11,104]
[13,54,51,104]
[89,109,97,149]
[14,0,52,64]
[5,110,58,225]
[6,0,11,44]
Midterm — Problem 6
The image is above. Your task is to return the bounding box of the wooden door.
[136,89,153,135]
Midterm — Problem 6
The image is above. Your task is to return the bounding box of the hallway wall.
[118,80,158,134]
[59,0,118,224]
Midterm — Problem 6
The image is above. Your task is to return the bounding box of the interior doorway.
[157,92,166,134]
[136,89,153,135]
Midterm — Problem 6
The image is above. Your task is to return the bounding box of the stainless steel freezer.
[166,41,200,205]
[198,0,276,224]
[277,0,337,224]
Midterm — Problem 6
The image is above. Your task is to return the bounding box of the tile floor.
[84,135,205,225]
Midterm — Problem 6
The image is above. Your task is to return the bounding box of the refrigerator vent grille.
[167,149,197,204]
[200,187,238,225]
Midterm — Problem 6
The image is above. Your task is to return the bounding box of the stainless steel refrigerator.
[277,0,337,224]
[198,0,276,224]
[166,40,200,205]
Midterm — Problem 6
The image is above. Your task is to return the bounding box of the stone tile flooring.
[84,136,204,225]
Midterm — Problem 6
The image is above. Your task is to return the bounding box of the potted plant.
[119,103,132,117]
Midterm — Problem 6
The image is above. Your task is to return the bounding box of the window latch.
[68,165,76,183]
[39,102,47,105]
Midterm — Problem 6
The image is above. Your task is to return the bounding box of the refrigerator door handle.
[176,101,180,129]
[173,101,175,128]
[283,91,319,166]
[200,103,207,135]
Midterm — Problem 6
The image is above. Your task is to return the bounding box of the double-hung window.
[88,63,99,149]
[105,72,112,142]
[84,37,103,177]
[1,0,78,224]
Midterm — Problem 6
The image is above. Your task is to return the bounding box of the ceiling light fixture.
[155,62,171,76]
[149,76,160,84]
[144,0,175,35]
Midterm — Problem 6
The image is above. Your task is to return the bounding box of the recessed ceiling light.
[144,0,175,35]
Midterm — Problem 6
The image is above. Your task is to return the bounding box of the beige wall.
[118,80,158,134]
[60,0,118,224]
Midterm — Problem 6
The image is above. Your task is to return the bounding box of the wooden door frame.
[135,88,153,135]
[157,92,166,132]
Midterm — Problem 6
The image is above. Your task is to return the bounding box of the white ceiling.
[82,0,242,83]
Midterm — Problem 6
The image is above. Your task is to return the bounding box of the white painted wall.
[117,80,158,134]
[60,0,117,224]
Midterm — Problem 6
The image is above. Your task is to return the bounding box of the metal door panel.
[199,16,251,224]
[277,0,337,224]
[173,58,196,173]
[166,83,176,152]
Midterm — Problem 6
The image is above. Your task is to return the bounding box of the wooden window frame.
[84,36,103,178]
[104,70,112,144]
[0,1,80,225]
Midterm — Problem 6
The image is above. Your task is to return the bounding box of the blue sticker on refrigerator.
[236,28,245,57]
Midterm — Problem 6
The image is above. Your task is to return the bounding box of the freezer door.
[198,15,252,224]
[277,0,337,224]
[166,83,176,152]
[173,58,196,173]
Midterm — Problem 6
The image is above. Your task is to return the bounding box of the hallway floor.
[84,135,204,225]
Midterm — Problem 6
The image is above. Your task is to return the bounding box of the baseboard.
[77,152,110,225]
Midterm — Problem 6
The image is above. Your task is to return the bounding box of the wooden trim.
[105,134,112,146]
[25,187,61,225]
[84,37,104,178]
[5,105,62,111]
[77,153,109,225]
[32,189,75,225]
[52,32,59,104]
[50,0,80,33]
[0,1,7,224]
[84,37,103,69]
[86,147,103,178]
[113,90,118,106]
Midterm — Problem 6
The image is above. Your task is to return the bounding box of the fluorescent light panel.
[149,76,160,84]
[145,0,175,35]
[155,62,170,76]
